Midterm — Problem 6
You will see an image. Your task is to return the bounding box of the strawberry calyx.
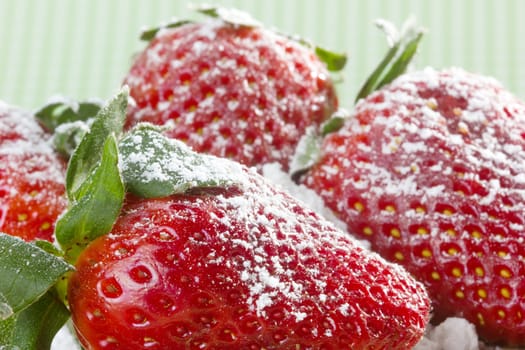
[290,108,350,181]
[139,5,347,73]
[201,5,347,72]
[35,98,102,158]
[291,19,425,181]
[0,86,251,349]
[139,5,262,42]
[56,87,241,264]
[35,98,102,133]
[0,233,73,349]
[354,17,425,102]
[119,124,242,199]
[140,4,262,41]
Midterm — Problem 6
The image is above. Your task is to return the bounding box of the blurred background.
[0,0,523,110]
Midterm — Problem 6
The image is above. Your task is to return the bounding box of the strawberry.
[67,126,430,349]
[123,6,344,171]
[300,67,525,347]
[0,101,66,242]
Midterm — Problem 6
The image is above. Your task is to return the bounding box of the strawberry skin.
[123,19,338,171]
[68,167,429,349]
[0,102,66,242]
[302,68,525,346]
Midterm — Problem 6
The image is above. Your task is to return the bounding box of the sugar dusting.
[59,155,429,348]
[302,67,525,349]
[1,101,66,241]
[50,67,525,348]
[263,163,517,350]
[124,18,337,170]
[0,102,58,161]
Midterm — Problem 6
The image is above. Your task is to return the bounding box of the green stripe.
[1,0,524,110]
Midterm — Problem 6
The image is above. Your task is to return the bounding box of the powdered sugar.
[124,15,338,171]
[266,162,519,350]
[0,102,56,159]
[0,102,66,235]
[414,318,479,350]
[303,67,525,348]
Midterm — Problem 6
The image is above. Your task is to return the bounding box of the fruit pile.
[0,5,524,350]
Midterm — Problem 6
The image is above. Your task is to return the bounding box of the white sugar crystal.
[261,163,350,234]
[192,40,207,54]
[338,303,350,316]
[51,325,81,350]
[194,19,220,40]
[215,7,262,27]
[292,311,307,322]
[415,318,479,350]
[227,99,239,111]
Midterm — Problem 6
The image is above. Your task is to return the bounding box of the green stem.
[354,19,425,103]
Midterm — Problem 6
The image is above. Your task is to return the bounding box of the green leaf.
[315,46,347,72]
[289,109,348,181]
[354,42,400,103]
[321,109,348,135]
[119,125,241,198]
[0,233,73,320]
[0,312,16,348]
[375,31,424,90]
[35,99,101,133]
[33,240,64,258]
[56,134,125,264]
[140,19,193,41]
[289,128,323,182]
[270,30,347,74]
[52,121,91,159]
[66,88,127,199]
[0,292,70,350]
[354,18,425,103]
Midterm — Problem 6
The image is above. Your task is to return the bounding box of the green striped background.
[1,0,524,110]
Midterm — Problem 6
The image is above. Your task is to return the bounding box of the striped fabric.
[0,0,524,110]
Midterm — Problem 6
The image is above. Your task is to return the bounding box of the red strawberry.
[0,101,66,242]
[68,154,429,349]
[301,67,525,346]
[123,7,342,171]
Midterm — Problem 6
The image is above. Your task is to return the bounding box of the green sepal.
[56,134,125,264]
[33,240,65,258]
[140,5,261,42]
[290,110,349,181]
[52,121,91,159]
[374,31,423,91]
[140,19,193,41]
[0,292,70,350]
[119,125,242,198]
[289,127,323,183]
[321,109,348,135]
[275,32,347,74]
[355,18,425,103]
[35,99,101,133]
[31,241,70,305]
[0,233,73,321]
[314,46,347,72]
[66,88,127,199]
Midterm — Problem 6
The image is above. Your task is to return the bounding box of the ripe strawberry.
[68,155,429,349]
[0,101,66,242]
[300,67,525,346]
[123,7,342,171]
